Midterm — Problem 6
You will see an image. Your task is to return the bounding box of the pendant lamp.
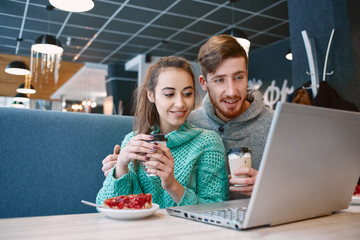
[13,93,30,103]
[16,83,36,94]
[31,34,63,88]
[286,49,293,61]
[16,74,36,94]
[227,0,250,56]
[228,28,251,56]
[49,0,94,12]
[32,35,63,55]
[11,101,25,108]
[5,60,31,75]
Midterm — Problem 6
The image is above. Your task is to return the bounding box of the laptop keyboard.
[202,206,248,222]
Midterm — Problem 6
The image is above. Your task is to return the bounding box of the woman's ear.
[147,91,155,103]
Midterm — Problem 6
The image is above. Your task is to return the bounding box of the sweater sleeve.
[95,132,143,205]
[177,131,229,206]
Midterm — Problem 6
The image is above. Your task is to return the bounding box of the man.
[187,35,273,199]
[102,35,273,199]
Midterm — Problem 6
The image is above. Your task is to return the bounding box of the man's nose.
[225,80,237,96]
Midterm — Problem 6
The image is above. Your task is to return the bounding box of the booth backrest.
[0,107,133,218]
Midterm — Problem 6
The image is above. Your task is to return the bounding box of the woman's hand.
[114,134,155,179]
[144,143,184,203]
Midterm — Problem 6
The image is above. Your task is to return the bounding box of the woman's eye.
[164,93,174,97]
[183,92,193,97]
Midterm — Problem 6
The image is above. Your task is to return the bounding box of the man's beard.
[207,88,246,120]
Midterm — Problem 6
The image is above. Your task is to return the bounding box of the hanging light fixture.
[5,34,30,76]
[32,35,63,55]
[229,28,251,56]
[286,49,293,61]
[49,0,94,12]
[30,5,63,89]
[16,83,36,94]
[13,93,30,103]
[225,28,251,56]
[11,101,25,108]
[227,1,250,56]
[31,35,63,88]
[4,60,31,75]
[16,74,36,94]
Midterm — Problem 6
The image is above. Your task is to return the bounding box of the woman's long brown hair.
[133,56,195,135]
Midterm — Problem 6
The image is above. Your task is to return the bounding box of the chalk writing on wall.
[263,79,294,109]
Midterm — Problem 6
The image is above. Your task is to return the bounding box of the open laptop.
[166,102,360,230]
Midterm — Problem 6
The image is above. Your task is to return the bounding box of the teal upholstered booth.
[0,107,133,218]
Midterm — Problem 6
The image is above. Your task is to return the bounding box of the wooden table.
[1,205,359,240]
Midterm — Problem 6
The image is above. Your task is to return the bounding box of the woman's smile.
[169,110,187,117]
[148,68,195,134]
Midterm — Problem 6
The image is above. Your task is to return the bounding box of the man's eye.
[235,75,244,80]
[214,78,223,83]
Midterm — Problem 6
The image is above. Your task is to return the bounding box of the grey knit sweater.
[188,89,273,198]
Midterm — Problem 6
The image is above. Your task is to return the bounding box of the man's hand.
[229,167,258,196]
[102,145,120,177]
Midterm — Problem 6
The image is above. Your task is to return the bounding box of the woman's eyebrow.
[183,86,194,90]
[161,87,175,91]
[161,86,194,91]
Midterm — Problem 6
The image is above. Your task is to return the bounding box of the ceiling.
[0,0,289,102]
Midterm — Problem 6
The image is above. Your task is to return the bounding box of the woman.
[96,56,228,208]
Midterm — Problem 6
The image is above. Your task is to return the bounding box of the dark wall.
[248,38,292,94]
[106,63,138,115]
[347,0,360,109]
[288,0,359,108]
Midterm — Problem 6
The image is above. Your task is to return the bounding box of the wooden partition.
[0,53,84,100]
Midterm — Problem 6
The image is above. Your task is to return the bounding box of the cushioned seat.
[0,107,133,218]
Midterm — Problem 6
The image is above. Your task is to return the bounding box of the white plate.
[99,203,160,220]
[351,196,360,205]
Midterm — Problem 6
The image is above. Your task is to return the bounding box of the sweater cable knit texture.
[96,121,229,208]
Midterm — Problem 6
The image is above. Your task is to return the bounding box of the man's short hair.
[198,35,248,79]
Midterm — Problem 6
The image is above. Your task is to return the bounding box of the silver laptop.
[166,102,360,230]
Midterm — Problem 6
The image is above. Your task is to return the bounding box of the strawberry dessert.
[104,193,152,210]
[354,185,360,196]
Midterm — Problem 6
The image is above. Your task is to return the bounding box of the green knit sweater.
[96,121,229,209]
